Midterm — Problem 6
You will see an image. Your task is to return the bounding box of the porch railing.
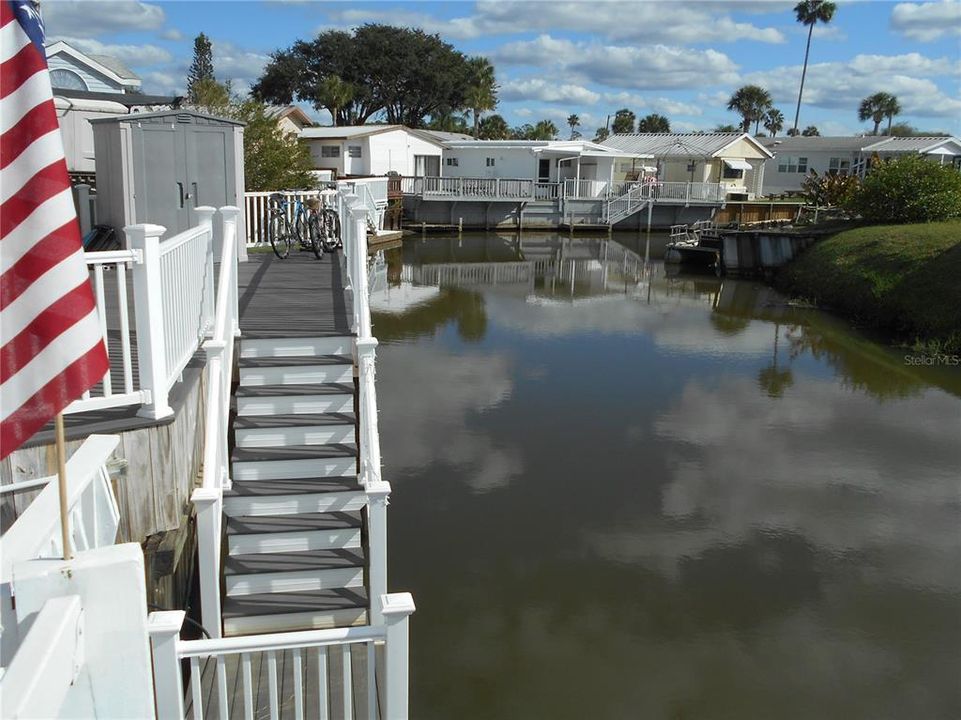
[149,594,415,720]
[244,190,321,247]
[192,207,241,640]
[67,208,217,418]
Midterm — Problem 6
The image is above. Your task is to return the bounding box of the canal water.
[370,232,961,720]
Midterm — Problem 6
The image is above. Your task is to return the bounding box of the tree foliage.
[464,57,498,138]
[567,113,580,140]
[727,85,772,133]
[638,113,670,133]
[714,123,740,133]
[478,114,511,139]
[801,169,859,207]
[186,33,215,105]
[253,25,481,128]
[763,109,785,137]
[511,120,558,140]
[594,127,610,142]
[847,154,961,223]
[858,92,900,135]
[801,125,820,136]
[611,108,636,134]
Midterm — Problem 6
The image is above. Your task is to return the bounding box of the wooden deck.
[239,251,352,339]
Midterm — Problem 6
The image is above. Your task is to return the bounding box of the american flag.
[1,0,108,459]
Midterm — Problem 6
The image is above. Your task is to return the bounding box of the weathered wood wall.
[714,201,803,225]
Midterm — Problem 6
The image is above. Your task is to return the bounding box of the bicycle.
[265,192,321,260]
[309,188,342,253]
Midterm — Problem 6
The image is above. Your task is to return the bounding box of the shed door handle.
[177,182,185,208]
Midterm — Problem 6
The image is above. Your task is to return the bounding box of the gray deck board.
[238,252,352,339]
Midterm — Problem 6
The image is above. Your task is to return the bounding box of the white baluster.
[147,611,186,720]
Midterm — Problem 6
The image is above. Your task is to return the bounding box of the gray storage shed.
[91,110,245,251]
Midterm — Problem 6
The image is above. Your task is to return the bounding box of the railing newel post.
[148,611,186,719]
[192,486,223,639]
[127,222,173,419]
[381,593,415,720]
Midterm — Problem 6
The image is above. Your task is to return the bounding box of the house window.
[777,156,808,173]
[50,68,87,91]
[445,157,459,167]
[486,157,495,167]
[722,166,744,179]
[320,145,339,158]
[348,145,362,158]
[828,157,850,175]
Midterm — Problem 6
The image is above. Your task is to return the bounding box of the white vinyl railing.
[67,250,143,414]
[192,207,241,641]
[341,192,391,626]
[149,593,415,720]
[158,223,216,391]
[244,190,321,247]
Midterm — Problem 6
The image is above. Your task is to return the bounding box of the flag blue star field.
[1,0,108,457]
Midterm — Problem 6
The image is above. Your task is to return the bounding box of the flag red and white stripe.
[1,0,108,459]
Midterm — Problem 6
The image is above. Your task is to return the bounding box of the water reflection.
[373,232,961,719]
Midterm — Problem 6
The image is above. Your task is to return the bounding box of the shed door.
[186,127,231,256]
[135,125,189,236]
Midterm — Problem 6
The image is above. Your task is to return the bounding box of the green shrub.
[847,154,961,223]
[801,169,860,207]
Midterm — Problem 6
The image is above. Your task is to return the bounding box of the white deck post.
[381,593,415,720]
[127,223,173,419]
[365,479,390,626]
[148,610,186,720]
[192,487,223,639]
[219,206,242,336]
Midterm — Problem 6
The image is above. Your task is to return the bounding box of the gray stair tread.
[232,443,357,463]
[223,587,368,619]
[235,383,355,397]
[226,511,362,535]
[226,477,362,497]
[233,413,356,430]
[225,548,365,576]
[239,355,352,368]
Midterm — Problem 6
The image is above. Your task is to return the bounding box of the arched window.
[50,68,88,91]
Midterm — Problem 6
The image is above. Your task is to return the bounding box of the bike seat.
[268,192,286,205]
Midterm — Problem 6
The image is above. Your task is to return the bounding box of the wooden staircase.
[221,334,371,637]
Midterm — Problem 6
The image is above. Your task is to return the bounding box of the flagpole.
[55,413,72,561]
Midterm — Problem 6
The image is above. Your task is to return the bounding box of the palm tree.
[763,108,785,137]
[792,1,837,133]
[858,92,896,135]
[882,94,901,134]
[611,108,636,134]
[567,113,580,140]
[478,113,511,140]
[801,125,820,136]
[594,127,610,142]
[638,113,671,133]
[315,75,355,127]
[727,85,773,134]
[532,119,558,140]
[464,57,498,139]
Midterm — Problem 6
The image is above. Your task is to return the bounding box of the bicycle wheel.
[307,214,323,259]
[321,209,341,252]
[268,213,290,259]
[293,213,310,251]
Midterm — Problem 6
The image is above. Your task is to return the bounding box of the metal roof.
[87,53,139,81]
[442,139,649,157]
[300,125,408,140]
[89,109,244,126]
[862,136,961,154]
[416,129,474,142]
[602,133,772,158]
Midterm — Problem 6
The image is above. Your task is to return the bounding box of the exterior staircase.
[605,183,652,225]
[222,334,370,637]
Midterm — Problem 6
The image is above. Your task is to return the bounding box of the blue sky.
[45,0,961,136]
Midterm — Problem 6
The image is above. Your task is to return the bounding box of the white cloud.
[324,1,786,44]
[159,28,183,42]
[891,0,961,41]
[501,78,601,105]
[602,92,704,117]
[43,1,165,38]
[49,36,171,67]
[744,56,961,119]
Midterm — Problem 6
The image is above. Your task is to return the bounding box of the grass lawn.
[776,220,961,353]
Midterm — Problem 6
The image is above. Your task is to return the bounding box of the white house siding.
[442,147,536,179]
[761,150,856,196]
[54,97,128,173]
[47,53,124,94]
[367,130,442,175]
[308,140,346,176]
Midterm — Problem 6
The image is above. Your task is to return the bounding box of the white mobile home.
[759,135,961,196]
[300,125,444,178]
[440,140,651,197]
[602,133,773,200]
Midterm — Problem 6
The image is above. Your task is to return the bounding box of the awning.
[723,159,752,171]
